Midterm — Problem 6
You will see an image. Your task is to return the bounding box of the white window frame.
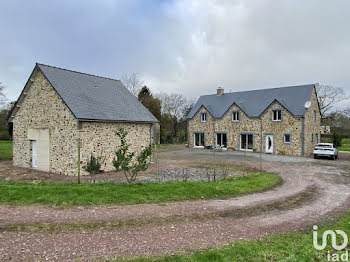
[240,133,253,151]
[283,134,291,144]
[216,133,227,148]
[194,132,204,148]
[272,109,282,121]
[232,111,240,122]
[200,112,207,122]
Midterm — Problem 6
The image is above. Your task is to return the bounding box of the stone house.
[8,63,158,176]
[186,84,321,156]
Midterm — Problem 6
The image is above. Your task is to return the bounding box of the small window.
[284,134,291,144]
[272,110,282,121]
[232,111,240,122]
[200,113,207,122]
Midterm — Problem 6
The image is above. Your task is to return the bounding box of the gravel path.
[1,150,350,261]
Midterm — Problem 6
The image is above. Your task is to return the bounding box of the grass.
[113,210,350,262]
[0,140,12,160]
[1,187,316,233]
[320,137,350,151]
[338,146,350,152]
[0,172,280,206]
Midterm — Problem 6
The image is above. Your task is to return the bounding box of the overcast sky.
[1,0,349,108]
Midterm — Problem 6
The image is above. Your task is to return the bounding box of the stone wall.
[260,101,303,156]
[304,88,321,156]
[188,99,310,156]
[13,68,153,176]
[188,106,215,147]
[79,121,152,174]
[13,69,79,175]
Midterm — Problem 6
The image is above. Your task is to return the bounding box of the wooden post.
[77,137,81,184]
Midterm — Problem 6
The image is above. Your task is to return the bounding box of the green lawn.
[114,210,350,262]
[321,137,350,151]
[0,140,12,160]
[0,172,280,206]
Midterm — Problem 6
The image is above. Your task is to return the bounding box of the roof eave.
[77,118,158,124]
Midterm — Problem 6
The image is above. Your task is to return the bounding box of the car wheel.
[331,155,336,160]
[314,154,317,159]
[335,155,338,159]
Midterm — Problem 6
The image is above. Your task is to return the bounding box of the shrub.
[332,133,342,148]
[83,154,103,174]
[113,127,152,183]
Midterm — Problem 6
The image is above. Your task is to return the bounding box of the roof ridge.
[201,84,315,97]
[36,63,121,82]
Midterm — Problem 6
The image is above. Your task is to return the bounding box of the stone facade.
[13,69,152,176]
[188,88,321,156]
[304,88,321,156]
[79,121,151,174]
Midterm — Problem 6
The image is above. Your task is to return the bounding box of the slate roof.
[11,63,158,123]
[187,84,316,119]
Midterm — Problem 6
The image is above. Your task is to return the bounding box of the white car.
[313,143,338,160]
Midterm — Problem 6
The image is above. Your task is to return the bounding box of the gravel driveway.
[1,147,350,261]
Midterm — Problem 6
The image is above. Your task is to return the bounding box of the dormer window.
[272,109,282,121]
[200,112,207,122]
[232,111,240,122]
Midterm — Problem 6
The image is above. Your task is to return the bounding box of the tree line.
[0,78,349,142]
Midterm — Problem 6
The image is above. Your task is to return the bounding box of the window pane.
[223,134,227,147]
[278,110,281,120]
[195,133,199,146]
[217,134,222,146]
[200,133,204,146]
[241,134,247,149]
[284,134,290,143]
[248,135,253,149]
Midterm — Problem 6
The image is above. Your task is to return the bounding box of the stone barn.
[8,63,158,176]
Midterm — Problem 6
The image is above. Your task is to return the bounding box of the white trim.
[283,134,291,144]
[240,133,253,151]
[231,111,240,122]
[194,132,205,147]
[200,113,207,122]
[272,109,282,121]
[265,135,274,153]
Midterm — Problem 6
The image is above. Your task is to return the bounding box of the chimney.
[217,87,224,96]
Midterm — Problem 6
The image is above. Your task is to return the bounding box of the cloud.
[0,0,349,110]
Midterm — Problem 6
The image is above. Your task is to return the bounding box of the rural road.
[1,148,350,261]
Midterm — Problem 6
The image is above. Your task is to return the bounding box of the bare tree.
[316,85,348,116]
[121,73,144,96]
[0,82,7,107]
[156,92,191,120]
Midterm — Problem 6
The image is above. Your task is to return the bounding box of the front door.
[31,140,37,168]
[265,135,273,153]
